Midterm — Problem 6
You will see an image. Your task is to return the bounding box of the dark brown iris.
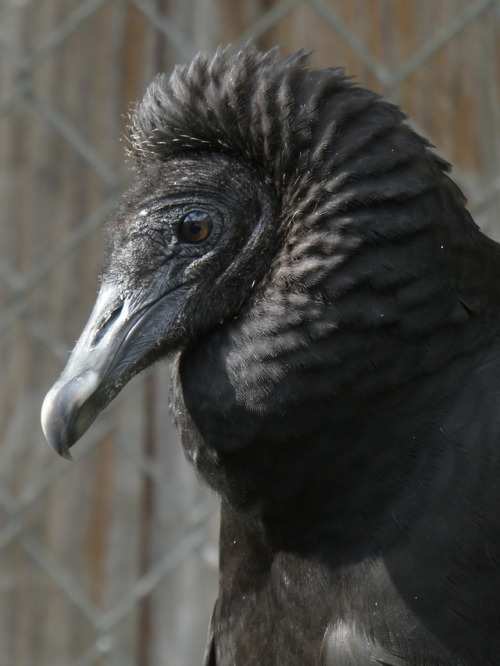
[179,211,213,244]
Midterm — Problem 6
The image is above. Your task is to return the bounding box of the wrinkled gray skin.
[42,155,276,457]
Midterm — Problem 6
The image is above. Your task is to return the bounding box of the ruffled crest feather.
[128,45,355,193]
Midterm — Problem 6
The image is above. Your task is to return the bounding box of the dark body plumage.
[41,47,500,665]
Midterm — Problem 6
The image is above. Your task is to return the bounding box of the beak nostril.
[93,303,124,346]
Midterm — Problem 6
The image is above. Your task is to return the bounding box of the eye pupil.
[179,211,213,244]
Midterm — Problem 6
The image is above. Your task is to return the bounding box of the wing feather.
[321,621,407,666]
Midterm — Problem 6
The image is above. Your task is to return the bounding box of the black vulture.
[41,46,500,665]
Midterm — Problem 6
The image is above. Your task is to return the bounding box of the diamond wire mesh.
[1,1,500,664]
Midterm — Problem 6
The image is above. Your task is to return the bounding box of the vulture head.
[42,45,488,485]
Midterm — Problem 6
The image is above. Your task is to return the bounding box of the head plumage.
[128,46,369,190]
[129,45,450,230]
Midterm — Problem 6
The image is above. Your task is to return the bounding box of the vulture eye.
[178,211,213,244]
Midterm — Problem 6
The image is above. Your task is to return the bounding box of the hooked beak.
[41,283,184,458]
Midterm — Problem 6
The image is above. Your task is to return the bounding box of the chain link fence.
[1,1,500,664]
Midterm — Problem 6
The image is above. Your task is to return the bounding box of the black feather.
[42,45,500,665]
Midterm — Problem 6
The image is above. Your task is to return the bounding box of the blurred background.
[1,1,500,664]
